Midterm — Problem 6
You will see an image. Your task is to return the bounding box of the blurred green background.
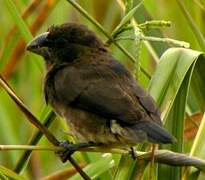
[0,0,205,179]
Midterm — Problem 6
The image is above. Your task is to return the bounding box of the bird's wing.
[54,60,161,125]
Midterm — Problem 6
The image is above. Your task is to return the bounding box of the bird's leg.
[129,146,137,160]
[57,141,98,163]
[150,144,156,165]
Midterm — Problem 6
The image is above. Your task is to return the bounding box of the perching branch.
[1,145,205,172]
[0,74,59,146]
[115,36,190,48]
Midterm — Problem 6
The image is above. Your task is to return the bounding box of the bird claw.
[57,141,97,163]
[56,141,76,163]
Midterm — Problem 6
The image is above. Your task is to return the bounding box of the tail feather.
[134,121,176,144]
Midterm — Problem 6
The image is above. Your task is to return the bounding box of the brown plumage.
[27,23,175,149]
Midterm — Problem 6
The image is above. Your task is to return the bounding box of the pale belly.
[52,102,146,147]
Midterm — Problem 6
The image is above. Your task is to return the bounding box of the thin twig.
[66,0,151,79]
[114,36,190,48]
[0,145,63,151]
[1,145,205,172]
[137,20,171,30]
[116,20,171,37]
[67,157,91,180]
[0,75,59,145]
[0,75,90,180]
[14,111,56,173]
[116,0,160,63]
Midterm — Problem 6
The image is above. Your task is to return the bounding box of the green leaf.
[148,48,203,120]
[112,1,143,38]
[4,0,32,43]
[176,0,205,51]
[189,56,205,111]
[125,0,134,13]
[148,48,205,180]
[158,70,192,180]
[70,153,115,180]
[0,165,26,180]
[14,110,56,173]
[113,155,134,180]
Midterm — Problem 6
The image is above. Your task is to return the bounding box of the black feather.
[133,121,176,144]
[27,22,176,145]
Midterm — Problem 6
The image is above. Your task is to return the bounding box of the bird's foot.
[57,141,97,163]
[129,146,137,160]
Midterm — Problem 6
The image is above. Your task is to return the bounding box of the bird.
[26,22,175,159]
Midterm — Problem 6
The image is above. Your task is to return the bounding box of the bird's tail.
[133,121,176,144]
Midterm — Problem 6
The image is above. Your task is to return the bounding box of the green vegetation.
[0,0,205,179]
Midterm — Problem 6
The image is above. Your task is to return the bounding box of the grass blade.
[4,0,32,43]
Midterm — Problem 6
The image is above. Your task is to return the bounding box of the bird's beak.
[26,32,49,55]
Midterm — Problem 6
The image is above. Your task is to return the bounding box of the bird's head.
[26,23,105,65]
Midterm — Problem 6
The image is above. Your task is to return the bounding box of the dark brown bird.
[26,23,175,153]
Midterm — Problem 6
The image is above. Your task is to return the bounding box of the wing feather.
[54,59,161,125]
